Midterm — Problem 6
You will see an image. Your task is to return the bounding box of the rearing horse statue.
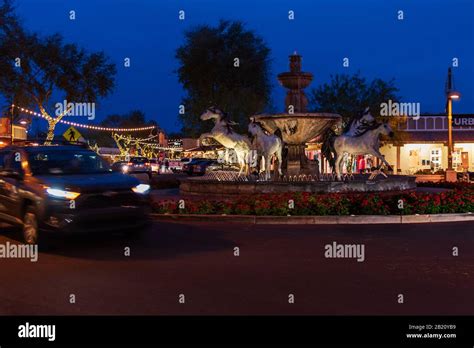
[199,107,251,175]
[327,122,394,180]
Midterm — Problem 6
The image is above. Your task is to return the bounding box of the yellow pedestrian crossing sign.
[63,126,83,142]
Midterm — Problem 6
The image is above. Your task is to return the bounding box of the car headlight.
[46,187,81,200]
[132,184,150,194]
[122,165,129,173]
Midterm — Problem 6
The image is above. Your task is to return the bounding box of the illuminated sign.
[453,116,474,126]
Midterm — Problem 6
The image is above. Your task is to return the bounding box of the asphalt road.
[0,220,473,315]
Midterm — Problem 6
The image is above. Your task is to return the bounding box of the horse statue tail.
[321,128,336,171]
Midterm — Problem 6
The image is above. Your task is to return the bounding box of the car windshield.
[27,148,111,175]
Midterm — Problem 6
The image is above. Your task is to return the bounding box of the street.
[0,220,473,315]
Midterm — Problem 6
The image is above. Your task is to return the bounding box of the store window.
[430,148,442,170]
[453,148,463,171]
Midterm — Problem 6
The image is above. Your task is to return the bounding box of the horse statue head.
[201,107,239,134]
[359,107,376,126]
[377,121,395,138]
[248,119,265,137]
[200,106,226,122]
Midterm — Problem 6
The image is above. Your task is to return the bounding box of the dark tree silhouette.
[176,20,272,136]
[309,72,400,128]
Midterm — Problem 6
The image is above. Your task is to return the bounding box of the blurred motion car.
[0,144,151,245]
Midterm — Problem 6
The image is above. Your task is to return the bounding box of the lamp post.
[447,90,461,170]
[445,68,461,182]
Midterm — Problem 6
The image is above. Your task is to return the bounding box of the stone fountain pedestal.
[253,111,341,177]
[287,144,309,176]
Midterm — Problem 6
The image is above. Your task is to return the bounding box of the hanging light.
[11,104,156,132]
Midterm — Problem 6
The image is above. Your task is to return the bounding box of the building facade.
[0,117,27,147]
[381,114,474,174]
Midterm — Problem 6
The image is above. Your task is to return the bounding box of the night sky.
[14,0,474,134]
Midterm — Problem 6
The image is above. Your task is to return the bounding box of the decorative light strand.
[11,104,156,132]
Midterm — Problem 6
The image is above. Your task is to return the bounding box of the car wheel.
[22,206,39,245]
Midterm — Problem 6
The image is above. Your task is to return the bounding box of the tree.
[176,20,272,137]
[0,1,116,143]
[309,72,400,130]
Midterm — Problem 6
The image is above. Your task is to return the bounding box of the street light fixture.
[445,68,461,182]
[447,90,461,100]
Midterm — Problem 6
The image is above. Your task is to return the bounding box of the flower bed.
[152,183,474,216]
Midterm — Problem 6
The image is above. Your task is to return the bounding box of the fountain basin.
[253,112,341,144]
[180,174,417,197]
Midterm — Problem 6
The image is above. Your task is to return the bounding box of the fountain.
[180,53,417,196]
[253,52,340,176]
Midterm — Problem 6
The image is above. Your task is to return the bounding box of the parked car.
[192,160,219,175]
[167,159,183,173]
[111,161,129,173]
[149,158,160,174]
[182,158,208,175]
[205,161,240,173]
[0,144,151,244]
[189,160,241,175]
[168,158,192,172]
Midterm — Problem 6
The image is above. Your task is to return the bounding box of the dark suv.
[0,144,151,245]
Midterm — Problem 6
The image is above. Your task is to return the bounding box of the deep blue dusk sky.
[14,0,474,133]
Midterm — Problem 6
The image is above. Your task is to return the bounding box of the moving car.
[125,157,152,178]
[0,144,151,244]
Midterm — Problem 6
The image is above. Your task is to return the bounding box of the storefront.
[306,114,474,175]
[380,114,474,174]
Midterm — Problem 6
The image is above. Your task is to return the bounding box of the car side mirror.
[0,169,23,180]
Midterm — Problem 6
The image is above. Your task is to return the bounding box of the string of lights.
[11,104,156,132]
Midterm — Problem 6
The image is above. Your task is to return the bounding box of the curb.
[150,213,474,224]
